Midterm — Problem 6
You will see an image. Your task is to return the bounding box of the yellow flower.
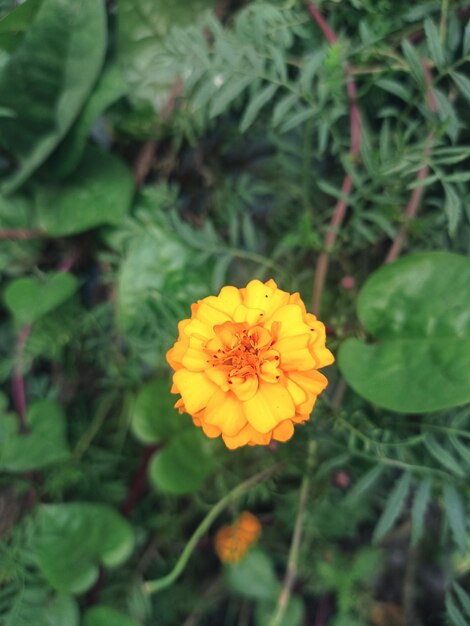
[166,279,334,450]
[214,512,261,564]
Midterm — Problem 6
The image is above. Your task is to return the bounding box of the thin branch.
[269,441,316,626]
[307,1,362,315]
[121,444,161,517]
[0,229,44,240]
[144,464,281,595]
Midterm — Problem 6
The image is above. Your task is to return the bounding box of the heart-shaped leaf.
[4,271,78,326]
[82,606,140,626]
[226,549,279,601]
[131,379,181,445]
[0,0,106,192]
[0,399,70,472]
[338,252,470,413]
[36,147,134,236]
[34,503,134,594]
[149,428,213,494]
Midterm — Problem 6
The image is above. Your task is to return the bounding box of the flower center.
[206,322,281,384]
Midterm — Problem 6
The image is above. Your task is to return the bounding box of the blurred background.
[0,0,470,625]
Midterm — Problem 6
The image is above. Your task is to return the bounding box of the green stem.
[72,393,116,463]
[268,440,316,626]
[439,0,449,44]
[144,464,281,595]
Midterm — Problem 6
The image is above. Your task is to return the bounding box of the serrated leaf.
[424,434,465,478]
[402,40,425,87]
[411,477,432,545]
[424,18,445,69]
[446,593,468,626]
[443,484,467,554]
[338,253,470,413]
[240,83,278,132]
[451,71,470,104]
[4,272,78,326]
[0,0,106,192]
[345,465,385,506]
[453,583,470,619]
[34,503,134,594]
[271,93,297,128]
[280,107,315,133]
[373,471,412,542]
[209,75,253,118]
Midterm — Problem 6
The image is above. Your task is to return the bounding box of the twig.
[121,444,160,517]
[12,325,32,433]
[144,464,282,595]
[385,63,438,264]
[269,441,316,626]
[0,229,44,240]
[307,1,362,315]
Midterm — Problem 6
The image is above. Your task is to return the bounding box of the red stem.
[308,1,362,315]
[0,229,44,240]
[121,444,160,517]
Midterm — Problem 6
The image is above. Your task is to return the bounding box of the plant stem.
[307,1,362,315]
[269,440,316,626]
[144,464,281,595]
[439,0,449,44]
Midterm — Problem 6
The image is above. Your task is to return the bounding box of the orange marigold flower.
[166,279,334,450]
[214,512,262,564]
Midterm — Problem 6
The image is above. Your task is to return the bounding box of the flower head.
[166,279,334,449]
[214,512,261,564]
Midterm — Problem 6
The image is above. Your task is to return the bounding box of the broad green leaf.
[4,588,78,626]
[255,595,304,626]
[0,0,106,193]
[411,477,432,545]
[443,484,467,555]
[4,271,78,326]
[149,428,213,494]
[48,64,129,178]
[34,503,134,594]
[36,147,133,236]
[82,606,139,626]
[338,253,470,413]
[373,472,412,542]
[226,549,279,600]
[131,379,181,444]
[0,399,70,471]
[0,0,44,53]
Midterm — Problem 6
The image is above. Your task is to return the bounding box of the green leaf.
[209,75,253,118]
[464,21,470,56]
[226,549,279,600]
[48,64,129,178]
[373,471,412,542]
[0,0,106,193]
[401,39,425,88]
[446,593,468,626]
[82,606,140,626]
[424,18,445,69]
[4,271,78,326]
[255,595,304,626]
[451,71,470,104]
[443,484,467,555]
[34,503,134,594]
[344,465,385,506]
[0,0,44,53]
[411,477,432,545]
[149,428,213,494]
[131,379,181,444]
[4,588,78,626]
[453,583,470,619]
[240,83,278,132]
[36,147,134,236]
[0,399,70,472]
[424,434,465,478]
[338,253,470,413]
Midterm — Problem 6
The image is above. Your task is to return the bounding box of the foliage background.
[0,0,470,625]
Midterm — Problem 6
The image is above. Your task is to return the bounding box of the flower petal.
[243,381,295,434]
[173,370,218,414]
[272,419,295,442]
[204,389,246,436]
